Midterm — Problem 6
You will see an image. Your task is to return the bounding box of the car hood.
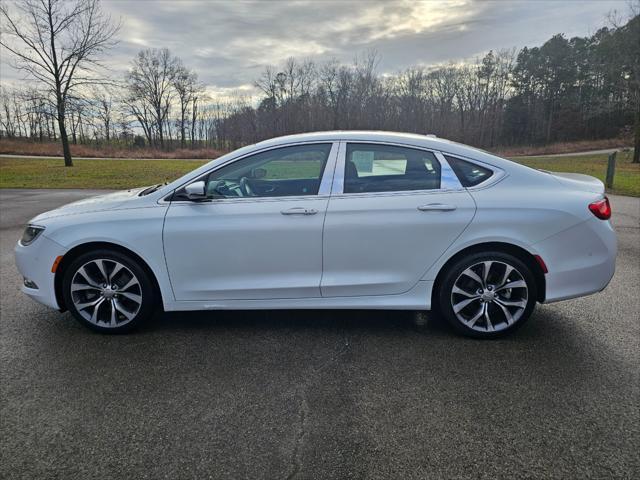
[30,187,148,223]
[549,172,605,194]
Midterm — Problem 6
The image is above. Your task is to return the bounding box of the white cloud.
[0,0,629,102]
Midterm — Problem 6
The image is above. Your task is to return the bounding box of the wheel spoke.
[482,261,493,285]
[109,300,117,326]
[452,285,479,298]
[461,268,483,287]
[466,304,485,328]
[495,298,527,309]
[453,297,480,313]
[118,292,142,304]
[77,266,101,288]
[483,303,494,332]
[71,283,101,293]
[90,297,105,323]
[498,265,514,288]
[95,260,109,283]
[75,297,104,311]
[494,300,515,325]
[120,277,139,292]
[113,299,136,320]
[496,280,526,292]
[109,263,124,282]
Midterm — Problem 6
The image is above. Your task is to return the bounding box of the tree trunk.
[181,111,186,148]
[546,99,554,144]
[71,113,77,145]
[633,101,639,164]
[58,115,73,167]
[158,126,164,149]
[191,100,197,148]
[56,97,73,166]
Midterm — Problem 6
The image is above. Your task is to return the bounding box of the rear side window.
[344,143,441,193]
[445,155,493,187]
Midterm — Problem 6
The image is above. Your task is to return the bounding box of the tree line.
[1,0,638,165]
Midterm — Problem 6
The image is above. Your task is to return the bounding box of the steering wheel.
[239,177,254,197]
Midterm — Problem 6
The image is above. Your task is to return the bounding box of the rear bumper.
[14,235,66,310]
[534,217,617,303]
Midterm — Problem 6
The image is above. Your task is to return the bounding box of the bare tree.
[190,82,206,148]
[173,65,198,148]
[0,87,21,138]
[0,0,119,166]
[125,48,180,149]
[92,86,115,141]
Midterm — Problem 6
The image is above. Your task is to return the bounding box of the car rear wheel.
[438,251,537,338]
[62,249,155,333]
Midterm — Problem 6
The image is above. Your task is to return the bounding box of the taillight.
[588,196,611,220]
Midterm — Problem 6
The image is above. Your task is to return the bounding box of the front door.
[163,142,337,301]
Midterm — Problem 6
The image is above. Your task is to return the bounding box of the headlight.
[20,225,45,246]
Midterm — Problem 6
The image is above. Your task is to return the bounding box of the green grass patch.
[0,157,205,189]
[1,152,638,197]
[510,152,639,197]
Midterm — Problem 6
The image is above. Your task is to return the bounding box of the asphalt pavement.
[0,189,638,479]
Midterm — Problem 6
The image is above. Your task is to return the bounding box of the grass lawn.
[0,158,206,190]
[1,151,638,196]
[510,151,639,197]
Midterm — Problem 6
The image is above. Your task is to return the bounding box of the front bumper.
[534,216,617,303]
[14,235,66,310]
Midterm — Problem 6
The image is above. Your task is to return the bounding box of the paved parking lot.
[1,189,638,479]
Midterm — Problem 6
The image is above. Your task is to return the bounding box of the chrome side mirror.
[184,180,206,201]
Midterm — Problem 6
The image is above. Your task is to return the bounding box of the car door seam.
[320,141,342,297]
[161,194,178,302]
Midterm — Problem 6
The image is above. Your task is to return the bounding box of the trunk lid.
[547,172,605,194]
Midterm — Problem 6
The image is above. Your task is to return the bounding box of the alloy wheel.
[450,260,528,333]
[70,259,142,328]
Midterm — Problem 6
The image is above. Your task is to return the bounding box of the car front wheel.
[438,251,537,338]
[62,249,155,333]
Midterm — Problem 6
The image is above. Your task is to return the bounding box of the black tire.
[62,249,156,333]
[437,251,537,339]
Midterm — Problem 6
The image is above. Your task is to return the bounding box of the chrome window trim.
[331,140,464,196]
[162,141,340,204]
[438,151,507,190]
[318,142,339,195]
[435,151,465,190]
[163,194,332,206]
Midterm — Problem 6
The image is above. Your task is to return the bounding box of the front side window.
[201,144,331,198]
[344,143,441,193]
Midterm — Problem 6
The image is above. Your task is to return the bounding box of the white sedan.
[15,131,617,337]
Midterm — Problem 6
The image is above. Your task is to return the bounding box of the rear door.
[321,142,476,297]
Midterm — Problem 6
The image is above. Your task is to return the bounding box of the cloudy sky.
[0,0,630,99]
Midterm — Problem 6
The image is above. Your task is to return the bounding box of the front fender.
[44,206,174,306]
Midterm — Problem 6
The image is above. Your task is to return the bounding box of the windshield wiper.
[139,183,165,196]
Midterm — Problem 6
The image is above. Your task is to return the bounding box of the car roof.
[253,130,453,150]
[251,130,515,168]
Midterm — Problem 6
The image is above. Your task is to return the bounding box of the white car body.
[15,131,617,320]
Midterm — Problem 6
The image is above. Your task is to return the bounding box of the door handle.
[417,203,457,212]
[281,207,318,215]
